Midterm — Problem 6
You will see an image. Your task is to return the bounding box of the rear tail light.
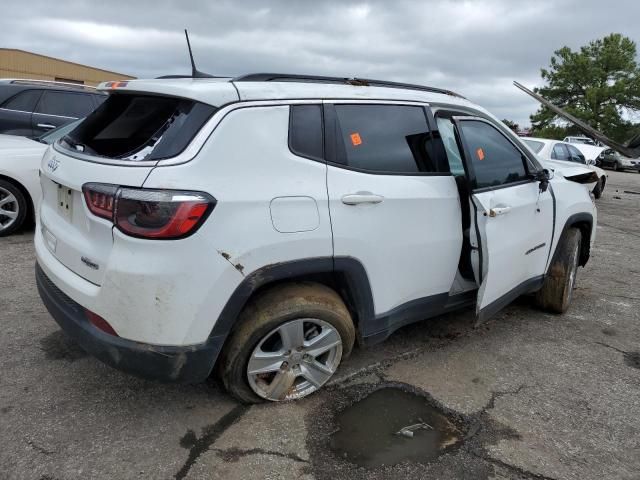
[82,183,215,239]
[115,188,213,239]
[83,183,118,220]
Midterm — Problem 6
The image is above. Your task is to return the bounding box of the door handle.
[489,206,511,217]
[341,192,384,205]
[37,123,56,130]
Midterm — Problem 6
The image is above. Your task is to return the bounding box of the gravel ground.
[1,169,639,480]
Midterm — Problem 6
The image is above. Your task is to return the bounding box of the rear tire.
[534,228,581,314]
[219,282,355,403]
[0,179,28,237]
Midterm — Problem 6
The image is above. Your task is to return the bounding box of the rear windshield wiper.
[61,135,94,155]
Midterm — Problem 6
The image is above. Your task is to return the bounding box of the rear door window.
[566,144,586,164]
[37,91,95,118]
[551,143,570,160]
[2,89,42,112]
[330,104,446,173]
[61,94,216,162]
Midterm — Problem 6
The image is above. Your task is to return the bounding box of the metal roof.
[97,75,475,110]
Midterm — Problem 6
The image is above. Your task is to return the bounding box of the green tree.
[501,119,519,132]
[530,33,640,142]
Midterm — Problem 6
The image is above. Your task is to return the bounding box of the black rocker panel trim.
[209,256,475,349]
[476,275,545,325]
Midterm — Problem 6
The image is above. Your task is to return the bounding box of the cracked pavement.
[1,170,639,479]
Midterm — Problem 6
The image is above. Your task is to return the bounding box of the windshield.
[523,139,544,153]
[38,119,84,144]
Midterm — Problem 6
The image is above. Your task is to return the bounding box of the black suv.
[0,79,106,138]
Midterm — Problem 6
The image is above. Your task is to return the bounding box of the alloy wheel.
[0,187,19,233]
[246,318,342,401]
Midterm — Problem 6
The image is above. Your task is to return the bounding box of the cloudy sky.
[3,0,640,126]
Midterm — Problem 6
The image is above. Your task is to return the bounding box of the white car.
[0,120,81,236]
[523,137,607,198]
[35,75,596,402]
[563,136,606,163]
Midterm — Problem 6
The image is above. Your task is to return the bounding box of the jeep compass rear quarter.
[36,75,596,403]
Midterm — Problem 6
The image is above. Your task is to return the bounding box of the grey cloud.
[3,0,639,126]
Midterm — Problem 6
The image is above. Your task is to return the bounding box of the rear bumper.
[36,263,223,383]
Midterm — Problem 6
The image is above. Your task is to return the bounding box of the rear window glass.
[523,139,544,153]
[61,94,216,161]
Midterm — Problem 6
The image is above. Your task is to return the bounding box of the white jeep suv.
[35,74,597,403]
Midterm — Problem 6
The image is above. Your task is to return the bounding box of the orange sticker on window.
[476,147,485,160]
[350,132,362,146]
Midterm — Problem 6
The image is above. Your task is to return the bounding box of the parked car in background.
[523,137,607,198]
[598,148,640,172]
[0,119,82,236]
[0,79,105,138]
[562,136,606,164]
[563,136,599,146]
[35,74,597,403]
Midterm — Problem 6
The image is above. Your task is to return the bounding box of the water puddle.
[330,387,462,468]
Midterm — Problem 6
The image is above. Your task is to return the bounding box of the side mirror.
[535,169,552,192]
[586,158,596,166]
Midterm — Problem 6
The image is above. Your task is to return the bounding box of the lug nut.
[281,361,289,370]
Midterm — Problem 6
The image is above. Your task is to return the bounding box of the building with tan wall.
[0,48,135,86]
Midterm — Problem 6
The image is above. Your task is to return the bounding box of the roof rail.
[232,73,465,98]
[155,74,229,80]
[9,79,98,91]
[156,75,196,79]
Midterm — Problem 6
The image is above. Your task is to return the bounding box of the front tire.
[219,282,355,403]
[592,179,603,199]
[534,228,581,314]
[0,179,28,237]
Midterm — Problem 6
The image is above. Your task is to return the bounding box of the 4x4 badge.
[47,157,60,172]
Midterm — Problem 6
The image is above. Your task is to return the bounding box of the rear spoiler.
[514,81,640,158]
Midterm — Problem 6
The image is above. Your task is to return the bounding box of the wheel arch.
[0,173,35,224]
[554,213,593,268]
[209,256,374,346]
